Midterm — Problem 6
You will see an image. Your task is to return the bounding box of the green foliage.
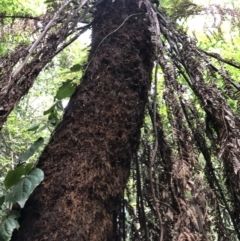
[70,64,82,72]
[0,198,4,207]
[0,138,45,240]
[5,168,44,208]
[0,0,46,56]
[27,124,41,132]
[0,211,20,241]
[56,79,77,100]
[160,0,202,20]
[0,0,27,16]
[0,26,87,238]
[0,137,45,200]
[16,138,44,165]
[4,163,33,190]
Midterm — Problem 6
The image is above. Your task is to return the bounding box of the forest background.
[1,0,240,240]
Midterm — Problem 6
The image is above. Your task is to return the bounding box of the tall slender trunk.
[11,0,154,240]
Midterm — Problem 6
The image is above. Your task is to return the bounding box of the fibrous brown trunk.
[11,0,154,240]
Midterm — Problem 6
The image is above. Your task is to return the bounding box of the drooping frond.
[0,0,95,129]
[124,4,240,241]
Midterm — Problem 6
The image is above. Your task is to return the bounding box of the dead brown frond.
[0,15,41,41]
[125,4,240,240]
[0,0,94,129]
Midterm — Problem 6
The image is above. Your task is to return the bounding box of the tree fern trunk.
[11,0,154,240]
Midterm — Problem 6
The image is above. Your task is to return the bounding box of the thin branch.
[55,23,92,56]
[199,48,240,70]
[11,0,74,79]
[180,99,239,237]
[0,15,41,20]
[196,49,240,92]
[135,154,149,241]
[149,62,164,241]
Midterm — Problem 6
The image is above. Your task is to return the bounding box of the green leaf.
[44,101,64,114]
[26,124,40,132]
[5,168,44,208]
[36,123,49,133]
[16,138,44,164]
[4,163,34,190]
[0,212,20,241]
[8,211,20,219]
[43,103,56,115]
[70,64,82,72]
[56,80,75,100]
[3,165,25,189]
[48,112,59,126]
[4,166,25,190]
[56,101,64,111]
[24,163,34,173]
[0,196,5,206]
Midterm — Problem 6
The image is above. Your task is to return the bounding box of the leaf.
[36,123,50,133]
[0,211,20,241]
[43,103,56,115]
[5,165,25,190]
[5,168,44,208]
[16,138,44,164]
[70,64,82,72]
[24,163,34,173]
[4,163,34,190]
[27,124,40,132]
[48,112,59,126]
[7,211,20,219]
[56,80,75,100]
[56,101,64,111]
[0,196,5,206]
[44,0,54,3]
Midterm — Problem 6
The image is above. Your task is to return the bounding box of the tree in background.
[1,0,240,240]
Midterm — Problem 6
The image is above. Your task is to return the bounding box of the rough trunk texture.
[11,0,154,240]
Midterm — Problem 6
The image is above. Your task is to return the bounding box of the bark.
[11,0,154,240]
